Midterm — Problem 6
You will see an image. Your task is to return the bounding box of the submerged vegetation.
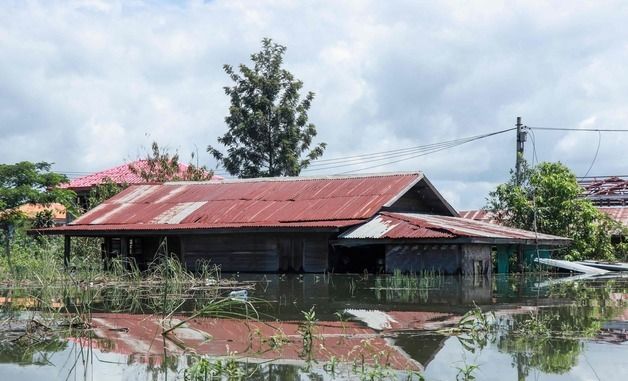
[373,269,444,303]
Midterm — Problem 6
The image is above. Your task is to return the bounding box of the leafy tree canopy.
[86,177,126,210]
[486,160,627,261]
[208,38,326,178]
[0,161,74,225]
[129,141,214,182]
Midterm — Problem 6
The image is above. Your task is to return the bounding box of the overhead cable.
[333,128,515,174]
[527,126,628,132]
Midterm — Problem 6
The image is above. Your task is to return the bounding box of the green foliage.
[86,177,126,210]
[0,162,75,271]
[298,306,318,365]
[487,161,626,261]
[184,354,246,381]
[455,363,479,381]
[32,210,55,229]
[0,161,74,224]
[208,38,326,178]
[129,141,214,183]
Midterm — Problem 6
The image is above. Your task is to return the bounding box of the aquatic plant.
[298,306,318,368]
[455,363,479,381]
[184,352,247,381]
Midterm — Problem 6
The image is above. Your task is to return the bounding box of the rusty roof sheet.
[46,172,423,234]
[599,206,628,227]
[458,209,497,223]
[60,160,223,190]
[340,212,570,245]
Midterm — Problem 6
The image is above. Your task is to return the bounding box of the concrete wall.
[385,244,491,275]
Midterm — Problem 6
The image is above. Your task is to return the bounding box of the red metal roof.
[458,209,497,223]
[46,173,423,234]
[340,212,570,245]
[60,160,223,190]
[462,207,628,229]
[599,207,628,227]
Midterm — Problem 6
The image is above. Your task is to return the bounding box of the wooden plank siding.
[181,233,330,273]
[302,234,330,272]
[385,244,491,275]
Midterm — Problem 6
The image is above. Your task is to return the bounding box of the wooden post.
[120,237,129,260]
[64,236,71,268]
[180,236,187,270]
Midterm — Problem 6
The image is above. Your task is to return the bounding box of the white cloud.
[1,0,628,208]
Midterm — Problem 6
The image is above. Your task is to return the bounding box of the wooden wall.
[385,244,462,274]
[460,245,492,277]
[385,244,491,275]
[181,232,330,273]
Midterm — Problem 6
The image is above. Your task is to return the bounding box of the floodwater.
[1,273,627,380]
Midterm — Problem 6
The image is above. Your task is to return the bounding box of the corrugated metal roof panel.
[458,209,497,223]
[599,206,628,227]
[340,214,455,239]
[340,212,570,244]
[41,219,364,234]
[47,173,423,234]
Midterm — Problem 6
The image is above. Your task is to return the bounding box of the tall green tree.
[0,162,75,269]
[129,141,214,182]
[487,161,627,261]
[208,38,326,178]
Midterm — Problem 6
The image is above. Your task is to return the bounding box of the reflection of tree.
[496,280,627,380]
[498,329,580,379]
[0,339,67,365]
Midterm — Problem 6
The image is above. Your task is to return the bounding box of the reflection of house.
[40,172,569,274]
[82,313,423,371]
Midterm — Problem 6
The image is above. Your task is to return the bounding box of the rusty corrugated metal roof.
[339,212,570,245]
[60,160,223,190]
[599,207,628,227]
[46,173,423,234]
[458,209,497,223]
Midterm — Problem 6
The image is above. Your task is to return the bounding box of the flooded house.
[41,172,569,274]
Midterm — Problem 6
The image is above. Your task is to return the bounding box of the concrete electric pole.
[515,116,527,185]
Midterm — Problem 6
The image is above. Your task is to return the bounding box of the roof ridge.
[164,171,422,185]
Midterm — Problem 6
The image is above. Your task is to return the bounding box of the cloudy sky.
[2,0,628,210]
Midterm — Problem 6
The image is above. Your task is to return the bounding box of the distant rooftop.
[579,176,628,206]
[60,160,223,191]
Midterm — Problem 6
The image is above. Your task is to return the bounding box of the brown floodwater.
[0,273,626,380]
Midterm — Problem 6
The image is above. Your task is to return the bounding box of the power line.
[334,128,515,174]
[304,136,481,172]
[527,126,628,132]
[583,131,602,178]
[307,135,489,166]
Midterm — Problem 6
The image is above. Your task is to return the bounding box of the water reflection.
[0,274,626,380]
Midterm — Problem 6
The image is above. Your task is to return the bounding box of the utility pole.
[515,116,527,185]
[514,116,527,273]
